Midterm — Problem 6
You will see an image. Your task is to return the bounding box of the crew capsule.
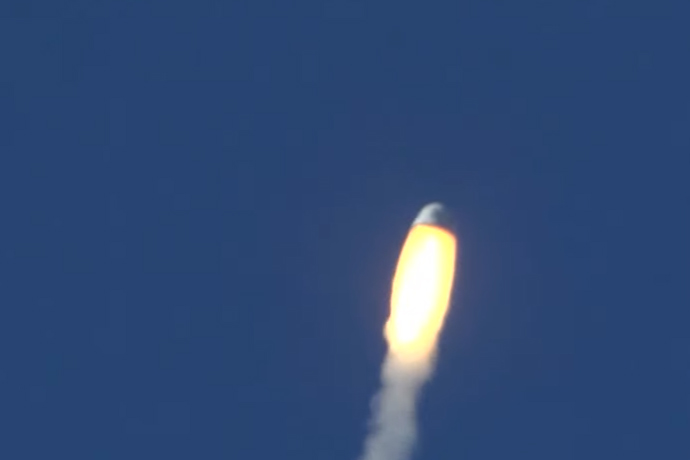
[411,202,454,233]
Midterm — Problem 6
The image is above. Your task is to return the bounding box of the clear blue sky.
[2,2,689,459]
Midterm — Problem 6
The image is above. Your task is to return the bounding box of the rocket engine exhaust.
[358,203,457,460]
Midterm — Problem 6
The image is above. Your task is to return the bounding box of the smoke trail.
[359,353,434,460]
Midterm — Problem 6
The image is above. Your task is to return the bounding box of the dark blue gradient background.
[2,2,688,459]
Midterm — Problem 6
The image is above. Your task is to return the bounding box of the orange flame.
[385,224,457,363]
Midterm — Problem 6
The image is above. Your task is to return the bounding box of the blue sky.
[2,2,689,459]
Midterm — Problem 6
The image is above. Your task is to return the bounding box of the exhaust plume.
[359,204,457,460]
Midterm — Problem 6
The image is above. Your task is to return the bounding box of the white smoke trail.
[358,352,435,460]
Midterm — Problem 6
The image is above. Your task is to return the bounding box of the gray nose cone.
[411,202,454,233]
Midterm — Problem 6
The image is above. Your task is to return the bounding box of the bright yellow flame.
[385,224,457,362]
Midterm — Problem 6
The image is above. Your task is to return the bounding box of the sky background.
[2,2,689,459]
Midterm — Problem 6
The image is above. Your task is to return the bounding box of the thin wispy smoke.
[358,353,434,460]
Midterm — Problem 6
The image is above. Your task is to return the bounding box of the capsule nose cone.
[412,202,454,232]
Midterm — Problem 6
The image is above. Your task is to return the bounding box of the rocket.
[357,202,459,460]
[385,203,457,362]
